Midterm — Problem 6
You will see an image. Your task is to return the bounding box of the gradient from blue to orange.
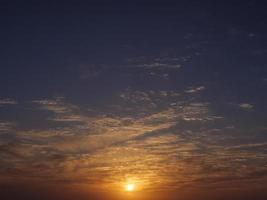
[0,1,267,200]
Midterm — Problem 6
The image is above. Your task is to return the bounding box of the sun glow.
[125,183,135,192]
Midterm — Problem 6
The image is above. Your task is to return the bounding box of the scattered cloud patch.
[0,121,15,133]
[32,97,82,123]
[239,103,254,110]
[0,90,265,191]
[185,86,205,93]
[0,99,17,106]
[141,63,181,69]
[32,97,77,114]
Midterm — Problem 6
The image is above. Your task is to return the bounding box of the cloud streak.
[0,89,266,194]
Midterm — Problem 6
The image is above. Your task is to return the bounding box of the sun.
[125,183,135,192]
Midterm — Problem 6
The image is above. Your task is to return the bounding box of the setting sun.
[125,183,135,192]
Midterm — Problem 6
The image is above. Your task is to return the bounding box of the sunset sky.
[0,1,267,200]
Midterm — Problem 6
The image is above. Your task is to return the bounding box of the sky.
[0,1,267,200]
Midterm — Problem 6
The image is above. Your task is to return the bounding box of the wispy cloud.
[185,86,205,93]
[141,63,181,69]
[0,121,15,134]
[239,103,254,110]
[32,97,82,122]
[0,89,266,192]
[32,97,78,114]
[0,99,17,106]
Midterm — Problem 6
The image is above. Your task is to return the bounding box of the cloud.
[32,97,78,114]
[0,99,17,106]
[119,89,182,113]
[0,121,15,133]
[185,86,205,93]
[141,63,182,69]
[0,90,266,193]
[50,115,84,122]
[0,143,29,159]
[32,97,82,122]
[239,103,254,110]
